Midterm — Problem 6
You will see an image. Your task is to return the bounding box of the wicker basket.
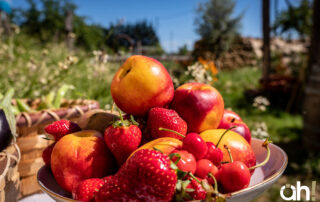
[15,99,99,198]
[0,144,20,202]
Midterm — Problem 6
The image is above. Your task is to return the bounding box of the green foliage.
[273,0,313,38]
[194,0,242,59]
[105,20,160,52]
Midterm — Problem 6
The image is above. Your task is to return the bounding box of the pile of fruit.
[41,55,271,202]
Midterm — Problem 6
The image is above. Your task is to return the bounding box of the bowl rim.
[37,138,288,201]
[230,138,288,196]
[37,169,77,202]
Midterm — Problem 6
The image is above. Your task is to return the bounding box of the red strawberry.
[97,149,177,202]
[42,143,55,167]
[72,178,104,202]
[44,120,81,141]
[96,176,138,202]
[185,177,207,200]
[104,114,142,166]
[117,149,177,202]
[147,107,187,140]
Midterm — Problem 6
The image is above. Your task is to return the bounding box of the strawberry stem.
[249,138,272,170]
[216,126,237,147]
[224,145,233,163]
[188,172,201,184]
[118,110,125,126]
[158,127,186,138]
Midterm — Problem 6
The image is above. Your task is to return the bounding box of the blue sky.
[11,0,288,52]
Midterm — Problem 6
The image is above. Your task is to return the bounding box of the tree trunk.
[303,0,320,150]
[65,10,74,50]
[262,0,271,81]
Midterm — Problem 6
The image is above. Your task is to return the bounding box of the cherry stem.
[188,172,201,184]
[158,127,186,138]
[224,145,233,163]
[111,102,115,113]
[216,126,237,147]
[208,173,218,194]
[249,138,272,170]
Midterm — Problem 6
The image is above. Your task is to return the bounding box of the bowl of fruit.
[37,55,287,202]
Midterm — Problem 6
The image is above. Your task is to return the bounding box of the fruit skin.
[132,137,182,157]
[72,178,104,202]
[195,159,218,179]
[170,150,197,174]
[111,55,174,116]
[219,161,251,193]
[98,149,177,202]
[104,124,141,166]
[218,110,251,144]
[147,107,187,140]
[42,143,55,167]
[44,120,81,141]
[51,130,116,192]
[182,133,208,160]
[171,83,224,133]
[204,142,223,166]
[200,129,256,169]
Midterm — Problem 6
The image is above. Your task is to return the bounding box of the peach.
[111,55,174,116]
[171,83,224,133]
[51,130,116,192]
[130,137,182,158]
[200,129,256,169]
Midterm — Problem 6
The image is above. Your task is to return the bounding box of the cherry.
[204,142,223,166]
[159,128,208,160]
[195,159,219,179]
[220,161,251,193]
[169,150,197,174]
[219,140,272,193]
[182,133,208,160]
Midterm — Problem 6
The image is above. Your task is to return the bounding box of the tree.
[273,0,313,39]
[303,0,320,150]
[194,0,242,59]
[105,20,160,53]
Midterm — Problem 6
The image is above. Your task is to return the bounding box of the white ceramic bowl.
[37,138,287,202]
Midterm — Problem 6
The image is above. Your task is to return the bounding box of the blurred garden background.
[0,0,320,201]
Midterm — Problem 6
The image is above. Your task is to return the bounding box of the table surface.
[19,193,54,202]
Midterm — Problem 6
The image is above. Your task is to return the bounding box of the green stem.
[111,102,115,113]
[224,145,233,163]
[249,139,272,170]
[188,172,201,184]
[158,127,185,138]
[208,173,218,194]
[118,109,124,126]
[216,126,237,147]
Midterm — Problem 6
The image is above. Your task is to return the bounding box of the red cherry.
[195,159,219,179]
[170,150,197,174]
[182,133,208,160]
[219,161,251,193]
[204,142,223,166]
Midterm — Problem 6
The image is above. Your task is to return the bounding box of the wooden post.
[303,0,320,150]
[262,0,271,81]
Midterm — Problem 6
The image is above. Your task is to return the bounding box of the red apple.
[218,110,251,144]
[51,130,116,192]
[170,83,224,133]
[111,55,174,116]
